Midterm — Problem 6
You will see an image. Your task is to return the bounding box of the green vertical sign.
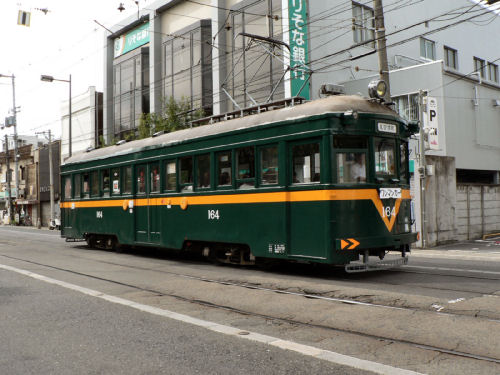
[288,0,310,99]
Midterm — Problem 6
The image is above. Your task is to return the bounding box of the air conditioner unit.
[493,99,500,107]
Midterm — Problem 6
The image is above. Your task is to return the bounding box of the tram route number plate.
[379,188,401,199]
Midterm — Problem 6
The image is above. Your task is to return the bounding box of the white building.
[102,0,500,246]
[61,86,103,160]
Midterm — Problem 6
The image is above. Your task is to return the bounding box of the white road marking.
[404,265,500,276]
[448,298,466,304]
[0,262,424,375]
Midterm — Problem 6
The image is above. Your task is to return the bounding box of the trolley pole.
[373,0,391,102]
[418,90,427,248]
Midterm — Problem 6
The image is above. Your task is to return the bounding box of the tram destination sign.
[377,122,397,134]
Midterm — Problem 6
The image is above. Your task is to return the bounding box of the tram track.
[2,249,499,320]
[1,252,499,366]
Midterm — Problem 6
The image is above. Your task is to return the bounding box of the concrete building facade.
[102,0,500,246]
[61,86,103,160]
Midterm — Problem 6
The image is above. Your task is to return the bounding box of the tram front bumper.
[335,232,418,252]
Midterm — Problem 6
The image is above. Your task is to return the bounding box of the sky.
[0,0,151,140]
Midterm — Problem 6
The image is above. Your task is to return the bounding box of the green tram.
[60,93,418,272]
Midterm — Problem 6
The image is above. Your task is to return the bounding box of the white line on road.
[0,262,424,375]
[404,265,500,276]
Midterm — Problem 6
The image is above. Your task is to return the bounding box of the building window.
[444,46,458,70]
[163,21,212,115]
[420,38,436,60]
[488,62,499,83]
[474,57,486,79]
[392,93,419,122]
[230,0,284,109]
[352,2,375,46]
[113,49,150,139]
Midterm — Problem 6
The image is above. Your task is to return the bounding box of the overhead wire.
[20,0,500,134]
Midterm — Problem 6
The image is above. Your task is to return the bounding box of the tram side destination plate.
[379,188,401,199]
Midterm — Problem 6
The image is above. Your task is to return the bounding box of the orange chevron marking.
[347,238,360,250]
[341,239,350,250]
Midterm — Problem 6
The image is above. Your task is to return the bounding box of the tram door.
[134,164,161,244]
[134,164,148,242]
[288,140,327,259]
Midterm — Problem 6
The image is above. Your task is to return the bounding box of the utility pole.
[0,74,20,217]
[36,130,54,227]
[373,0,391,102]
[4,135,12,223]
[418,90,427,248]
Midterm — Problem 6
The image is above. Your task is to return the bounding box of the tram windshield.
[374,138,396,177]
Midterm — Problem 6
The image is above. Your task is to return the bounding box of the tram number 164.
[381,206,396,218]
[208,209,220,220]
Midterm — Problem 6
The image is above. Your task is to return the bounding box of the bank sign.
[287,0,310,99]
[114,22,150,58]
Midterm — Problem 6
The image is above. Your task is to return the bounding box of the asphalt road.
[0,226,499,374]
[0,263,369,375]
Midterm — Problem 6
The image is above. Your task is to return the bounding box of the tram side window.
[64,176,72,200]
[260,146,278,185]
[400,141,409,183]
[123,166,132,194]
[180,156,193,192]
[165,161,177,191]
[196,154,211,189]
[375,138,396,177]
[292,143,320,184]
[236,147,255,189]
[102,169,110,197]
[111,168,120,195]
[74,174,81,198]
[217,151,232,187]
[137,165,146,194]
[90,171,99,196]
[83,172,90,197]
[150,164,160,193]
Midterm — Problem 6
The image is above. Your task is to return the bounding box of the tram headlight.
[368,79,387,100]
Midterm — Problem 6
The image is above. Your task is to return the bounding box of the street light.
[41,74,72,157]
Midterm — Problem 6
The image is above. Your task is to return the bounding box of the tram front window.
[337,152,366,183]
[374,138,396,177]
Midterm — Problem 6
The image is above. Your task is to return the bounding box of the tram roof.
[63,95,399,166]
